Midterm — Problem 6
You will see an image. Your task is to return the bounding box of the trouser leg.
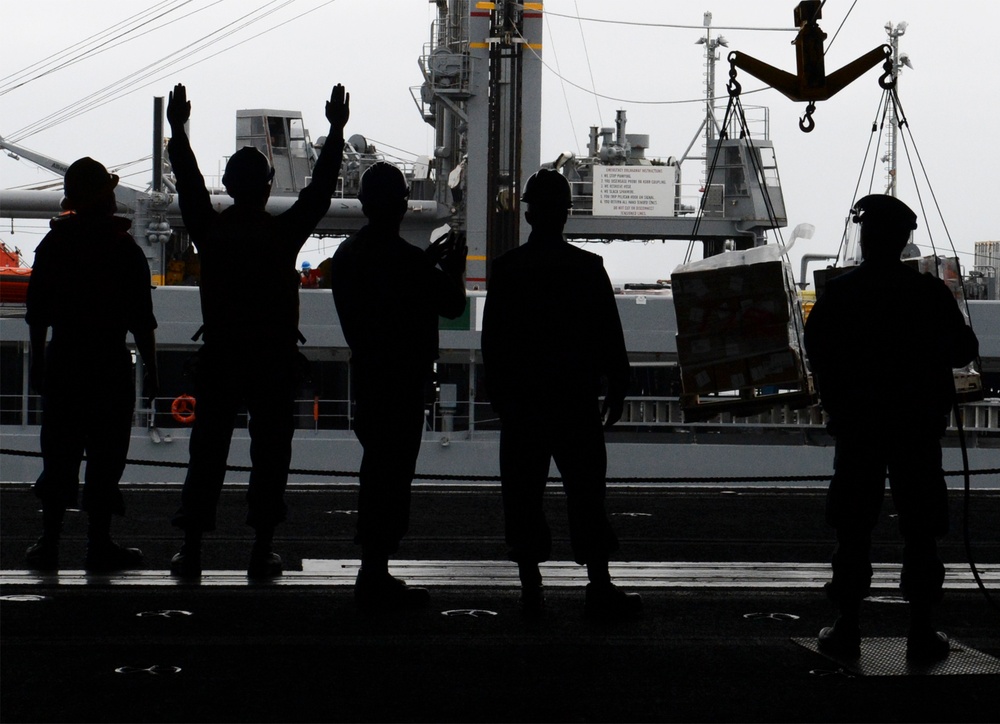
[79,377,134,518]
[889,437,948,606]
[829,525,874,608]
[825,437,886,608]
[245,380,295,532]
[353,374,427,561]
[173,373,238,533]
[35,389,85,514]
[551,411,619,567]
[499,419,553,565]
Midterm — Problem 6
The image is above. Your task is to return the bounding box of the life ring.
[171,394,196,424]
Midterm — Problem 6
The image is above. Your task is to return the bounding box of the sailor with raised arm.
[165,82,350,579]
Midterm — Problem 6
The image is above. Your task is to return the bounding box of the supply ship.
[2,1,998,488]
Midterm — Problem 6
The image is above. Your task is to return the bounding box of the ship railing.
[421,397,1000,436]
[616,396,1000,434]
[617,396,826,430]
[3,395,998,437]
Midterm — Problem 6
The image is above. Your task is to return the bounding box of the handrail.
[3,394,997,435]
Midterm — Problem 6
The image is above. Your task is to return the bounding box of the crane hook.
[799,101,816,133]
[727,52,742,98]
[878,45,895,90]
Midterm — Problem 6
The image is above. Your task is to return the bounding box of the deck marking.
[2,561,997,589]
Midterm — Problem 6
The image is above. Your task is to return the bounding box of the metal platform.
[793,637,1000,676]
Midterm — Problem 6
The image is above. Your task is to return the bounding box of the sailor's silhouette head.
[358,162,409,225]
[521,168,572,231]
[223,146,274,204]
[62,157,119,213]
[853,194,917,263]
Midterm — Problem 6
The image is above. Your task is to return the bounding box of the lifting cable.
[685,58,809,383]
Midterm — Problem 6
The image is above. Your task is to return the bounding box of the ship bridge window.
[268,117,287,148]
[724,146,747,196]
[289,118,306,158]
[236,116,268,137]
[756,147,780,187]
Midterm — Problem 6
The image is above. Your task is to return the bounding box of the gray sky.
[1,0,996,285]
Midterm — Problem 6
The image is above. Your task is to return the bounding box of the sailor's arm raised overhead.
[165,83,215,241]
[279,83,351,244]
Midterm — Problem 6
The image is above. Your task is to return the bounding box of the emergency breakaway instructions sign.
[592,165,676,218]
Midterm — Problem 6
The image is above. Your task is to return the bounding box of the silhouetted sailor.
[804,194,979,663]
[166,82,349,578]
[481,169,641,620]
[24,157,158,572]
[329,162,467,609]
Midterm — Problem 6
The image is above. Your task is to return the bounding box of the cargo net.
[672,245,815,421]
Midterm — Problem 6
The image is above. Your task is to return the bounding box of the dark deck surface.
[3,483,999,723]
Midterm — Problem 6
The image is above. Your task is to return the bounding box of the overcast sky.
[1,0,996,285]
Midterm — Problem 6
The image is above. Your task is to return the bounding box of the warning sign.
[592,165,676,218]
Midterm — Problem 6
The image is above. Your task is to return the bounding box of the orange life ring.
[171,394,196,424]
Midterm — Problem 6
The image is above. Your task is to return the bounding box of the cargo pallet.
[680,383,817,423]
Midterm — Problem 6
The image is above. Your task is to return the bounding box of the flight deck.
[2,482,999,722]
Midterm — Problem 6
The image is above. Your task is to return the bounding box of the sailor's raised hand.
[325,84,350,130]
[425,230,451,266]
[439,230,467,278]
[167,84,190,128]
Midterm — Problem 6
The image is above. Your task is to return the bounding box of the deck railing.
[3,394,998,436]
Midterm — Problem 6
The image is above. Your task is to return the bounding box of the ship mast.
[695,11,727,187]
[882,20,911,197]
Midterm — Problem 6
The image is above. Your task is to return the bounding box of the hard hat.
[301,261,311,269]
[62,157,119,210]
[222,147,274,197]
[520,168,572,209]
[851,194,917,231]
[358,161,409,204]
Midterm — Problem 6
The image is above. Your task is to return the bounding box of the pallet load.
[671,244,815,421]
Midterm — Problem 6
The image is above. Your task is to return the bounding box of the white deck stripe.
[1,561,997,588]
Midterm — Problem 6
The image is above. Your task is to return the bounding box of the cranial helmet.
[222,147,274,198]
[62,157,119,210]
[851,194,917,231]
[520,168,572,210]
[358,161,409,204]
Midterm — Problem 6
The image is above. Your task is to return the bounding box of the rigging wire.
[833,89,889,265]
[7,0,291,142]
[0,1,207,97]
[545,14,582,157]
[823,0,858,55]
[363,138,421,160]
[542,9,796,33]
[8,0,339,145]
[0,1,229,98]
[0,0,184,91]
[513,24,770,106]
[955,398,1000,613]
[572,0,603,126]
